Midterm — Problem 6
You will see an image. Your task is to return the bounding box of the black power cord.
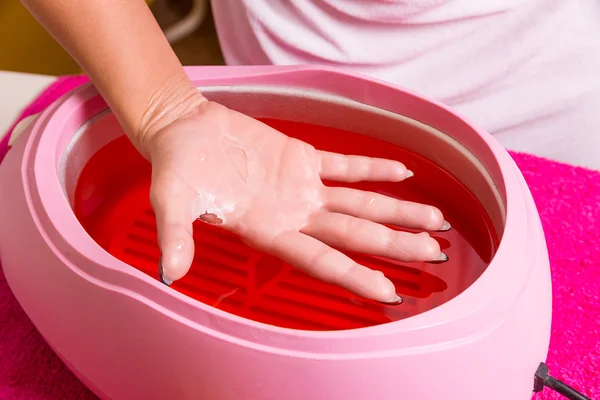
[533,362,592,400]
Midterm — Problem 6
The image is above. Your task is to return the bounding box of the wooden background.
[0,0,224,76]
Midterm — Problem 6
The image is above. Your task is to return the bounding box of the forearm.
[21,0,205,152]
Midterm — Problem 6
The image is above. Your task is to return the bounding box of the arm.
[20,0,447,302]
[20,0,204,155]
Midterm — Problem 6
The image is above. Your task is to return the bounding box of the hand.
[143,100,449,304]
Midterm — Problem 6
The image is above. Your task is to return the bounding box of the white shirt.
[212,0,600,169]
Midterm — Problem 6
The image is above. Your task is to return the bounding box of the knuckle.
[358,191,374,208]
[338,261,359,282]
[337,155,350,176]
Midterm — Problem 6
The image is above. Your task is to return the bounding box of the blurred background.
[0,0,224,75]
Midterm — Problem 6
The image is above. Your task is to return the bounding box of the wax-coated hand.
[145,100,449,304]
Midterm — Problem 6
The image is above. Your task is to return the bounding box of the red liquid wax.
[74,118,499,331]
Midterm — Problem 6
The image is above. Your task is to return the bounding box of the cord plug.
[533,362,591,400]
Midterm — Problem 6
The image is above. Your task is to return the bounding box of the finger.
[269,231,402,304]
[150,172,196,285]
[317,150,413,182]
[302,212,447,263]
[325,186,449,231]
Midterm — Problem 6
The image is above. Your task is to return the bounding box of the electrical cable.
[533,362,591,400]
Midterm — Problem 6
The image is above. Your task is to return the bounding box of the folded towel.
[0,77,598,400]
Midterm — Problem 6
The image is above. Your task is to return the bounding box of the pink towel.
[0,77,598,399]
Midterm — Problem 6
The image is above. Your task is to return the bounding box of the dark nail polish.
[158,256,173,286]
[427,252,449,264]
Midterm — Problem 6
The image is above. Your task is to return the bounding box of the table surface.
[0,70,55,138]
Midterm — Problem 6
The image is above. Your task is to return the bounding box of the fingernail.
[405,169,414,179]
[439,220,451,231]
[380,294,403,305]
[158,256,173,286]
[427,252,449,264]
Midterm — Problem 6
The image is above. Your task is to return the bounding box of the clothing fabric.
[212,0,600,169]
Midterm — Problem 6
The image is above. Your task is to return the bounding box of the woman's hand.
[142,99,449,304]
[20,0,448,303]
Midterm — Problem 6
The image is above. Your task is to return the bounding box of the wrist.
[133,74,207,157]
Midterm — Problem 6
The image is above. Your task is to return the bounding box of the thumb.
[150,172,195,285]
